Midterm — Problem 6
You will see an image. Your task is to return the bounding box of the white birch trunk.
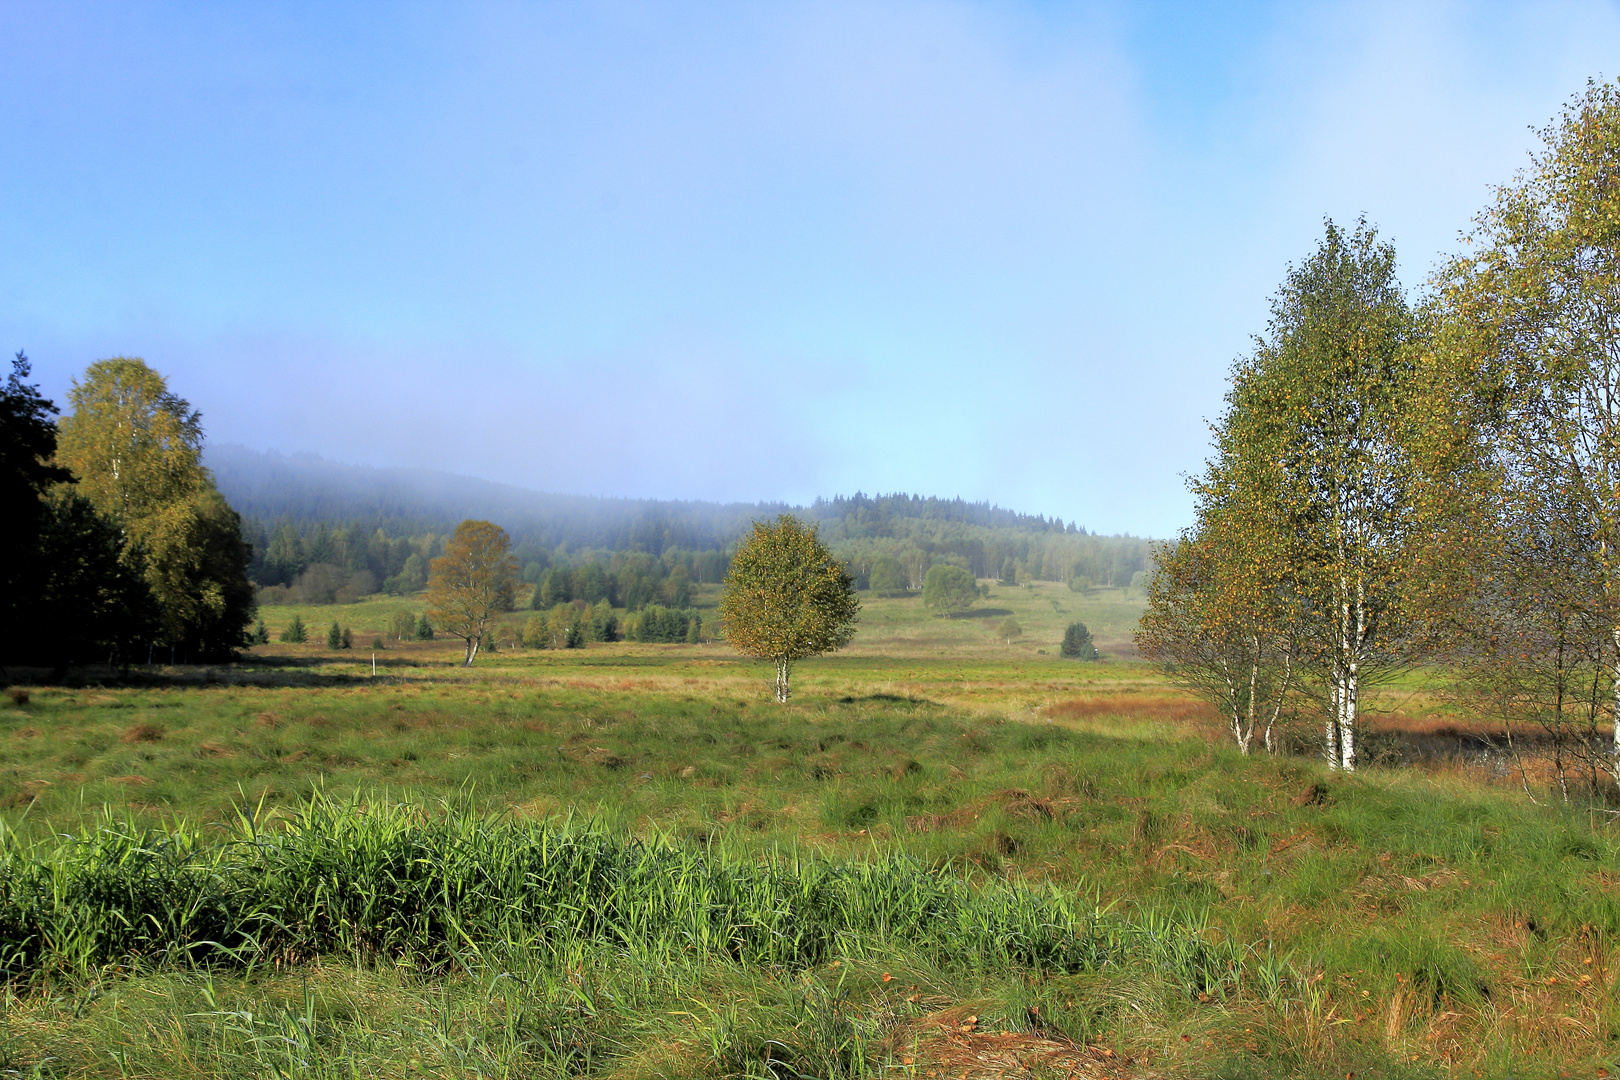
[1341,663,1358,772]
[1611,626,1620,778]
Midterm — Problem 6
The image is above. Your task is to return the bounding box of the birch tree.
[55,357,256,659]
[425,519,518,666]
[1431,80,1620,785]
[1207,220,1421,770]
[1137,400,1304,755]
[718,515,859,702]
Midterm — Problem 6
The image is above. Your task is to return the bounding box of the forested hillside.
[209,445,1151,604]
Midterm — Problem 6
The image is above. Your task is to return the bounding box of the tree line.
[1,356,256,668]
[1137,82,1620,795]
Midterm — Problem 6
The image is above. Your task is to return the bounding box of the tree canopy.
[717,515,859,702]
[920,564,977,616]
[56,357,255,659]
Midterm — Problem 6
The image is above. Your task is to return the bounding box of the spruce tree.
[280,614,307,643]
[415,614,433,640]
[1060,622,1098,660]
[253,620,270,645]
[341,626,353,649]
[327,620,343,649]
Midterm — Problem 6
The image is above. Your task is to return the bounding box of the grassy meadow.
[1,582,1618,1078]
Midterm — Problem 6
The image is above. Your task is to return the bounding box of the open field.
[3,586,1620,1078]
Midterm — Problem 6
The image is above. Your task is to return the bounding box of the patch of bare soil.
[892,1006,1147,1079]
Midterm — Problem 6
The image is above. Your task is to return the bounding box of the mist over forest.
[208,444,1152,605]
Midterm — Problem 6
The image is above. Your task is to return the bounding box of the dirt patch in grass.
[893,1005,1133,1079]
[120,723,164,743]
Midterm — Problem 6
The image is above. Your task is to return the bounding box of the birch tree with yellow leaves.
[1142,221,1423,770]
[1429,81,1620,787]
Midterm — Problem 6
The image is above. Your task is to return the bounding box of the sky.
[3,1,1617,537]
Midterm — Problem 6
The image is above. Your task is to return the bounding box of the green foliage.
[327,621,343,649]
[589,603,620,643]
[867,555,907,595]
[1141,220,1419,769]
[1422,80,1620,791]
[921,564,977,615]
[996,617,1021,645]
[279,614,307,643]
[414,613,434,640]
[630,605,697,643]
[718,515,860,702]
[521,613,548,649]
[56,358,256,659]
[388,610,416,642]
[1060,622,1097,660]
[426,520,518,666]
[252,621,270,645]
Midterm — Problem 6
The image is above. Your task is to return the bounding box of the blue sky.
[3,1,1616,536]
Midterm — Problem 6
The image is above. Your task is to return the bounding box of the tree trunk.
[1326,673,1341,771]
[775,658,791,703]
[1611,626,1620,779]
[464,636,480,667]
[1340,663,1358,772]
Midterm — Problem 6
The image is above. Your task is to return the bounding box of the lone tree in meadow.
[718,514,860,702]
[1060,621,1098,660]
[425,519,518,666]
[921,564,978,616]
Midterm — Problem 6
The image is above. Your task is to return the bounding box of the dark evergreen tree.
[1060,621,1098,660]
[280,614,307,643]
[0,351,74,663]
[340,626,353,649]
[414,613,434,640]
[253,620,270,645]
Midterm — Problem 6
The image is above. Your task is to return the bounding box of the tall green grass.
[0,792,1239,994]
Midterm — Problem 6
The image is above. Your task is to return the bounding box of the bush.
[278,615,307,644]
